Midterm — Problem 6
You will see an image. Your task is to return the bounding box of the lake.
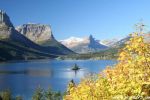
[0,60,116,99]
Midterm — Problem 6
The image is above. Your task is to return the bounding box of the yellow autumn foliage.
[64,30,150,100]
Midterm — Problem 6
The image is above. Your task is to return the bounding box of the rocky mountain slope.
[16,24,53,44]
[60,35,108,53]
[16,23,74,54]
[110,33,150,48]
[99,39,119,47]
[0,10,74,61]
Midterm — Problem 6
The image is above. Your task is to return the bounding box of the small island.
[71,63,80,71]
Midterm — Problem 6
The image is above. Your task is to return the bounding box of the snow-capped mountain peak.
[60,37,84,48]
[61,36,83,43]
[60,35,108,53]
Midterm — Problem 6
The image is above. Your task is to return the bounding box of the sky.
[0,0,150,40]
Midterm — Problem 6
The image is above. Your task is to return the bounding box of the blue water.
[0,60,116,99]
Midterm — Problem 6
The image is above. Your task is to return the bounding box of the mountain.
[99,39,119,47]
[60,35,108,53]
[0,10,73,61]
[110,36,130,48]
[110,33,150,48]
[60,37,84,48]
[16,24,53,44]
[0,10,13,28]
[61,33,150,60]
[16,23,74,54]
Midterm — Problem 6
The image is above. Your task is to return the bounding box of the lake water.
[0,60,116,99]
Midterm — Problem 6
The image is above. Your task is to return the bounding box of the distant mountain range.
[0,10,74,61]
[99,39,119,47]
[60,35,108,53]
[60,35,123,53]
[60,33,150,54]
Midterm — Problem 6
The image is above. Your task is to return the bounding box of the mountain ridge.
[0,10,74,61]
[16,23,74,54]
[60,35,108,53]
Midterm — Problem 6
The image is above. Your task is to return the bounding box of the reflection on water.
[0,67,88,78]
[0,70,26,74]
[0,69,53,77]
[0,60,116,99]
[61,69,88,79]
[26,69,53,77]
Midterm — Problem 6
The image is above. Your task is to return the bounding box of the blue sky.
[0,0,150,40]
